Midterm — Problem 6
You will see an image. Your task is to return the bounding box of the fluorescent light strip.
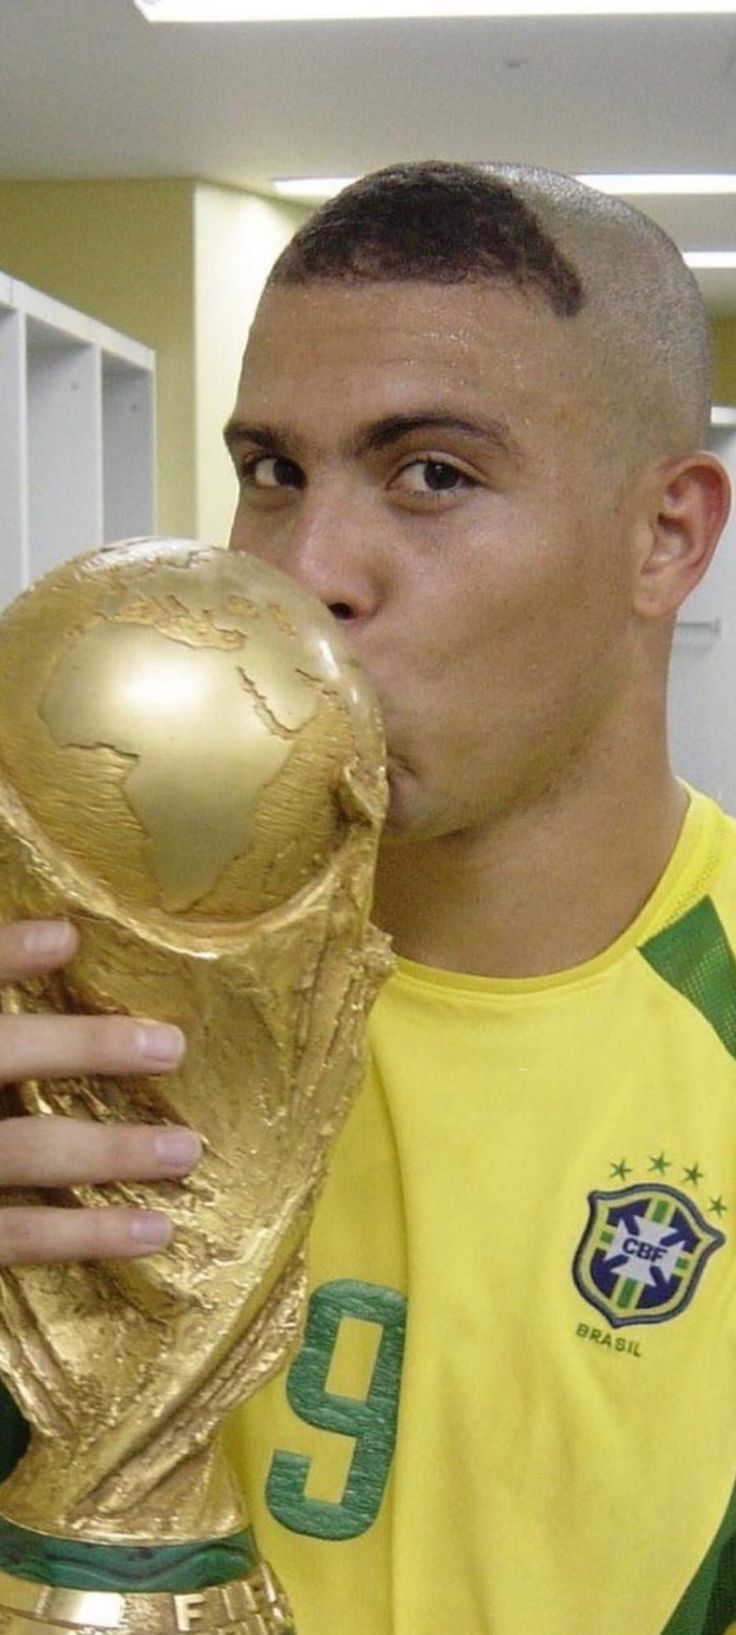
[274,177,354,198]
[684,252,736,269]
[135,1,736,21]
[274,173,736,203]
[581,174,736,195]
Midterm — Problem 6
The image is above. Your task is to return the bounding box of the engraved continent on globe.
[42,620,305,912]
[0,541,383,920]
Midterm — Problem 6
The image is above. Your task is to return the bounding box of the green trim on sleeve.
[640,898,736,1061]
[662,1473,736,1634]
[641,895,736,1632]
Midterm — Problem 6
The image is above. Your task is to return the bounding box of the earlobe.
[633,453,731,620]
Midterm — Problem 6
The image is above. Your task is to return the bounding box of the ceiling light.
[273,177,354,199]
[134,1,736,21]
[581,175,736,195]
[684,252,736,269]
[273,173,736,204]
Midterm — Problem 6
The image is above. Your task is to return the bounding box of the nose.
[232,490,381,625]
[284,493,384,624]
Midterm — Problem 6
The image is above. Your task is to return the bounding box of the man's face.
[227,280,641,840]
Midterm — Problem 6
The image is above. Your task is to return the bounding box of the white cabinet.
[668,415,736,815]
[0,273,155,609]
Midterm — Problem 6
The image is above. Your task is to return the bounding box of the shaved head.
[493,163,711,467]
[267,160,712,472]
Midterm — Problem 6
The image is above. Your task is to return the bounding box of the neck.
[372,753,688,980]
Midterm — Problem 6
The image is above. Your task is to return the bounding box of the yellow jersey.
[226,788,736,1635]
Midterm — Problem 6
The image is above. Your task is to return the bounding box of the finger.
[0,1205,173,1266]
[0,1117,201,1187]
[0,1013,185,1086]
[0,920,78,982]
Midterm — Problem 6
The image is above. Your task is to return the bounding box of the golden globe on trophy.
[0,539,392,1635]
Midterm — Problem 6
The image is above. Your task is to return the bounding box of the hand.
[0,919,198,1266]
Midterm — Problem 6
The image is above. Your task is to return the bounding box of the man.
[0,162,733,1634]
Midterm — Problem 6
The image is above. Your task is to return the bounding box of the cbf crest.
[573,1184,725,1328]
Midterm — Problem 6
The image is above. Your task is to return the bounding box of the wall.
[0,179,196,537]
[193,184,305,547]
[712,316,736,406]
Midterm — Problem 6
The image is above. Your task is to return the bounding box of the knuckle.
[71,1012,110,1049]
[83,1014,139,1067]
[52,1013,127,1074]
[70,1208,120,1259]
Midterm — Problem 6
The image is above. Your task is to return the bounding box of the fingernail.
[154,1128,201,1173]
[134,1021,185,1067]
[129,1212,172,1250]
[22,921,75,958]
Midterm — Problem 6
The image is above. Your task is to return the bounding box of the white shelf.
[0,275,155,609]
[0,305,27,607]
[102,355,155,543]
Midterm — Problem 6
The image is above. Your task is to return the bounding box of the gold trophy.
[0,539,391,1634]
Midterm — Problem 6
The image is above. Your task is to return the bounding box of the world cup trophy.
[0,539,392,1634]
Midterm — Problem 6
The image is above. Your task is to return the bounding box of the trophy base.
[0,1566,295,1634]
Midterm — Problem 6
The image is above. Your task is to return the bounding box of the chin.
[380,760,444,843]
[381,760,416,838]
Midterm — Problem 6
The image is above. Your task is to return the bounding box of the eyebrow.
[223,419,285,454]
[223,410,523,463]
[351,412,522,462]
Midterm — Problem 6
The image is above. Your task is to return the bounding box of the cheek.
[402,536,556,684]
[227,496,248,552]
[410,541,622,741]
[228,502,290,570]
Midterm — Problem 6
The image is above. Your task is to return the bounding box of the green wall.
[712,317,736,406]
[0,179,196,536]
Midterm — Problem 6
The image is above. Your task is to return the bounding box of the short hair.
[267,160,712,466]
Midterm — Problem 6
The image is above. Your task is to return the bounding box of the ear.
[632,453,731,620]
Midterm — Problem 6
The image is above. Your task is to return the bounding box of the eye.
[240,455,303,489]
[394,459,474,495]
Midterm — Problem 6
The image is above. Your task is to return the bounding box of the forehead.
[235,281,577,429]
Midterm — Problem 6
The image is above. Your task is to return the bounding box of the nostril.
[329,603,354,621]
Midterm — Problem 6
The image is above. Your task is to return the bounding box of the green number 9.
[265,1279,407,1541]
